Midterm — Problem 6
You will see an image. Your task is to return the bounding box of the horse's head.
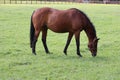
[88,38,100,57]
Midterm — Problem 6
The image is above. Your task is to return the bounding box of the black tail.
[30,12,35,48]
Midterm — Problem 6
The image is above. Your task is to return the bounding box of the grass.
[0,3,120,80]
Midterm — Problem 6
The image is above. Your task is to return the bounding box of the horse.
[30,7,99,57]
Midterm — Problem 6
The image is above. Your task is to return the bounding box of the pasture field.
[0,4,120,80]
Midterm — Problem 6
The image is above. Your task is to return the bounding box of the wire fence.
[0,0,75,4]
[0,0,120,4]
[0,0,67,4]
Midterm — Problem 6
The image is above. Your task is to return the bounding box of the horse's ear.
[93,38,100,42]
[97,38,100,41]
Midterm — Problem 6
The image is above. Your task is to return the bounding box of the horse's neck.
[84,23,97,43]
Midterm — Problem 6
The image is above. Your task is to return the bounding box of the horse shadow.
[45,52,108,63]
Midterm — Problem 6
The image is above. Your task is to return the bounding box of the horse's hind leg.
[32,30,40,55]
[64,32,73,55]
[32,38,37,55]
[75,31,82,57]
[42,29,50,54]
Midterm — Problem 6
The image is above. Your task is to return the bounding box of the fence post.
[4,0,5,4]
[15,0,17,4]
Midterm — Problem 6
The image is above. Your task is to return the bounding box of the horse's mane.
[70,8,96,37]
[77,8,96,34]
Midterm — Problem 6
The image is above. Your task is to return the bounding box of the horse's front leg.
[75,31,82,57]
[64,32,73,55]
[42,29,50,54]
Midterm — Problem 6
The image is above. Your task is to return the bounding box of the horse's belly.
[47,12,72,33]
[47,25,69,33]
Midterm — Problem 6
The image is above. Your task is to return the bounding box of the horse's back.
[47,8,77,33]
[32,7,89,33]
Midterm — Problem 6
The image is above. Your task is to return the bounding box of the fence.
[0,0,76,4]
[0,0,120,4]
[89,0,120,4]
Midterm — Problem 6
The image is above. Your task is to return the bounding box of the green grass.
[0,4,120,80]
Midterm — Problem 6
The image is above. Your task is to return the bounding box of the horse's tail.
[30,11,35,48]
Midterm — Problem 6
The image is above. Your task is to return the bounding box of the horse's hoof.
[64,52,67,56]
[65,53,67,56]
[63,51,67,55]
[64,52,67,55]
[80,55,82,57]
[47,52,53,54]
[78,54,82,57]
[33,52,36,55]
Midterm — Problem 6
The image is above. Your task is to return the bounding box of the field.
[0,3,120,80]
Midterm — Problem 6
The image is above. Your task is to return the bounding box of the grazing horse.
[30,7,99,57]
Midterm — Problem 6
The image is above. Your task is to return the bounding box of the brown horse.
[30,7,99,57]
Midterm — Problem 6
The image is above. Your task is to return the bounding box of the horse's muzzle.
[92,53,97,57]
